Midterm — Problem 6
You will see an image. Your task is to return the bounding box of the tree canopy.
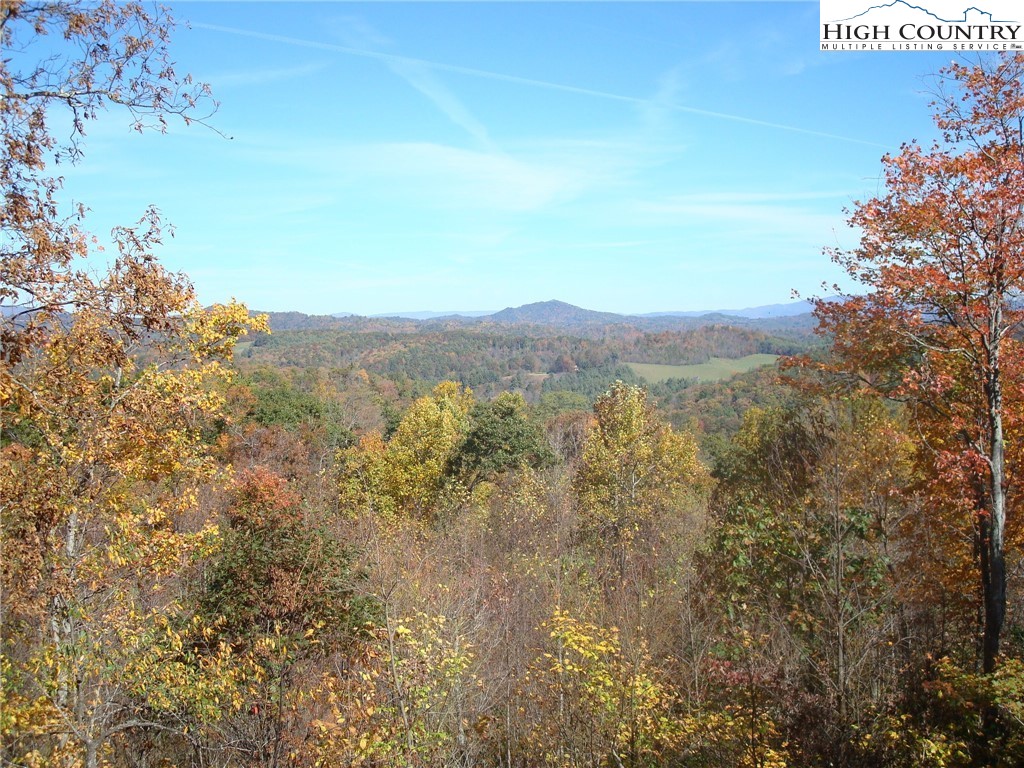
[815,54,1024,674]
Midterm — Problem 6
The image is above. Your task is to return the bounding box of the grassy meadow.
[627,354,780,383]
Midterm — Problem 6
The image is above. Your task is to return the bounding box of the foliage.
[7,17,1024,766]
[707,394,919,766]
[231,367,360,452]
[527,609,682,768]
[655,364,795,454]
[241,323,811,404]
[0,226,262,768]
[534,390,592,421]
[856,657,1024,768]
[338,381,474,521]
[190,469,376,767]
[1,0,215,346]
[812,54,1024,674]
[0,4,267,766]
[449,392,555,489]
[543,363,643,400]
[305,610,482,768]
[199,467,373,649]
[573,382,710,547]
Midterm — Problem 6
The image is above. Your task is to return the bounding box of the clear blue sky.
[58,1,967,315]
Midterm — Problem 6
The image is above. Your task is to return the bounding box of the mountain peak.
[489,300,626,326]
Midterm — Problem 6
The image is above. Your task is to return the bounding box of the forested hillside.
[240,320,807,403]
[4,5,1024,768]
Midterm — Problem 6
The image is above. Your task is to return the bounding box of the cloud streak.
[326,15,493,148]
[387,59,493,148]
[627,192,853,242]
[204,61,327,89]
[192,22,889,148]
[337,142,586,213]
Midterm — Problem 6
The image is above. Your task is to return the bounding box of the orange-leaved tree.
[814,54,1024,673]
[0,3,265,766]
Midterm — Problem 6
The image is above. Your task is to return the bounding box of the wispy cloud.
[700,4,824,83]
[326,14,393,49]
[386,59,493,149]
[338,142,585,212]
[630,192,851,236]
[192,21,888,148]
[653,190,854,204]
[326,15,493,148]
[204,62,327,89]
[224,127,682,230]
[639,66,687,133]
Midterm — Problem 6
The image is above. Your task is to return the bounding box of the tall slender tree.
[815,54,1024,673]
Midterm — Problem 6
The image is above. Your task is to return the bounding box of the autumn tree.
[1,3,264,766]
[449,392,554,491]
[194,468,374,767]
[338,381,474,521]
[815,54,1024,674]
[1,0,215,338]
[526,609,682,768]
[573,381,709,551]
[709,395,917,765]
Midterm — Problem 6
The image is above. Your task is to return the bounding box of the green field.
[626,354,780,384]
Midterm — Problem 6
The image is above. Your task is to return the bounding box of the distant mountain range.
[359,310,493,320]
[253,298,829,337]
[638,299,817,319]
[332,298,822,322]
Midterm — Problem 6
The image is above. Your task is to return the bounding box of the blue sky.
[56,1,966,315]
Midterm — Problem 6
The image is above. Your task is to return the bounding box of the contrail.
[192,21,888,149]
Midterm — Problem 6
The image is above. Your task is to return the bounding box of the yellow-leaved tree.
[573,381,710,553]
[339,381,474,522]
[527,608,682,768]
[0,3,265,766]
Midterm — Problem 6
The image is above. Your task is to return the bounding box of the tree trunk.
[982,364,1006,674]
